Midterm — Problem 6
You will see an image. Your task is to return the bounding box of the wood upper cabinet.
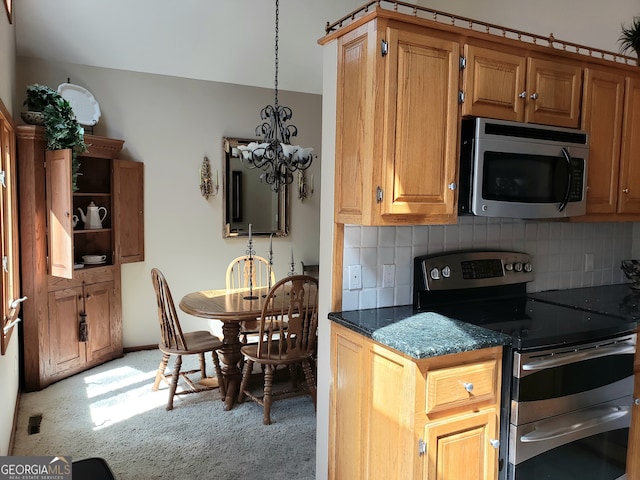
[577,68,640,221]
[334,18,459,226]
[329,323,501,480]
[462,44,582,128]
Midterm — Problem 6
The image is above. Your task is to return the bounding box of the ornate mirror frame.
[223,137,289,238]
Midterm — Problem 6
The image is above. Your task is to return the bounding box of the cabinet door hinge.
[459,90,465,104]
[418,438,426,456]
[459,55,467,69]
[376,186,383,203]
[381,39,388,57]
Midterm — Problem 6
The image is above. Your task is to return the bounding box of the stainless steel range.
[413,250,637,480]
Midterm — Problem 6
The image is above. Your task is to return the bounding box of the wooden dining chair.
[226,255,277,343]
[237,275,319,425]
[150,268,224,410]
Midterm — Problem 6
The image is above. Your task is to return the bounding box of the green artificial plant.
[618,16,640,59]
[23,84,87,191]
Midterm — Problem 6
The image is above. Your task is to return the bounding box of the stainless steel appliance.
[459,118,589,219]
[413,251,637,480]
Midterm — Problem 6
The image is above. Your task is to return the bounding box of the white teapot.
[77,201,107,229]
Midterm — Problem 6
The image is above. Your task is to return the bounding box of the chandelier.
[237,0,314,193]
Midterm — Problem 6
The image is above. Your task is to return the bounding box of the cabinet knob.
[448,182,457,191]
[530,92,539,100]
[623,188,630,194]
[634,398,640,406]
[463,382,474,393]
[489,439,500,449]
[518,91,527,99]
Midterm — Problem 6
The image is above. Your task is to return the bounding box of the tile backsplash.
[342,217,636,311]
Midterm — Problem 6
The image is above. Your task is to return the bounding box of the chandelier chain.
[274,0,279,108]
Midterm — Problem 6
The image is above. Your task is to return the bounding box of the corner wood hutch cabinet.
[329,324,501,480]
[17,125,144,391]
[330,15,460,226]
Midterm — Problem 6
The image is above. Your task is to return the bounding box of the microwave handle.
[558,147,573,212]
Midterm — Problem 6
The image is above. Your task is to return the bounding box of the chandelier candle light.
[237,0,314,193]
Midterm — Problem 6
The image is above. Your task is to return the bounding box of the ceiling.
[14,0,368,96]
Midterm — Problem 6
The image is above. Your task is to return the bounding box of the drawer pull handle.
[463,382,474,393]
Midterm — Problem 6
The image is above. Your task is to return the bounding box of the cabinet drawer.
[425,359,498,414]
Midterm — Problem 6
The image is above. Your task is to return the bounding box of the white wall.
[15,58,322,348]
[0,6,18,457]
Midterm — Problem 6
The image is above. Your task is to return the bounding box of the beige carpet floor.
[11,349,316,480]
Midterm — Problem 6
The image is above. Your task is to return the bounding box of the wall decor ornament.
[200,156,218,199]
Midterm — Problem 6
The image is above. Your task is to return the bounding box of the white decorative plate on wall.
[57,83,101,126]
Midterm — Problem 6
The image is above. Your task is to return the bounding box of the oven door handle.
[522,342,636,371]
[520,405,630,443]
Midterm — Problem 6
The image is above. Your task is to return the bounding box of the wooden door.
[581,67,625,215]
[114,159,145,263]
[525,57,582,127]
[45,149,73,279]
[461,44,526,121]
[618,74,640,214]
[380,27,459,221]
[48,286,85,376]
[422,409,499,480]
[85,280,117,362]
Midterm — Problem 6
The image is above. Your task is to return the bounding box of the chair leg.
[237,359,254,403]
[301,360,317,409]
[263,364,274,425]
[153,353,170,391]
[198,352,206,378]
[212,349,226,397]
[167,355,182,411]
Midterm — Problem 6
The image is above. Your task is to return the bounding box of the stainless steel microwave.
[458,118,589,219]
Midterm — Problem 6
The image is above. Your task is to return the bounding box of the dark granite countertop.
[329,283,639,360]
[328,305,512,360]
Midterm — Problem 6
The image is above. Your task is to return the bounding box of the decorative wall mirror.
[223,137,289,238]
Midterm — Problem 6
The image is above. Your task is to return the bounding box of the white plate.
[83,260,106,265]
[57,83,101,126]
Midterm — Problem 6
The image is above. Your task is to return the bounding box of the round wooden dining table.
[179,286,270,410]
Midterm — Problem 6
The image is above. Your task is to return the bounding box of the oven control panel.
[414,250,534,291]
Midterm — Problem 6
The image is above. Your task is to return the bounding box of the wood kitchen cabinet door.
[84,280,118,363]
[525,56,582,128]
[618,74,640,215]
[380,27,459,221]
[461,44,526,121]
[48,287,86,376]
[580,67,625,215]
[421,409,499,480]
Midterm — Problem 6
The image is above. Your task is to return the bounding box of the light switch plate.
[383,264,395,288]
[348,264,362,290]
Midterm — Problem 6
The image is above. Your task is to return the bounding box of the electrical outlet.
[383,264,395,288]
[585,253,594,272]
[348,264,362,290]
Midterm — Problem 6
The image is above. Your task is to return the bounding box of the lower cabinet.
[22,265,122,391]
[47,278,118,378]
[329,323,502,480]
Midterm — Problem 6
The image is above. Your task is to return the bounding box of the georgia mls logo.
[0,456,71,480]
